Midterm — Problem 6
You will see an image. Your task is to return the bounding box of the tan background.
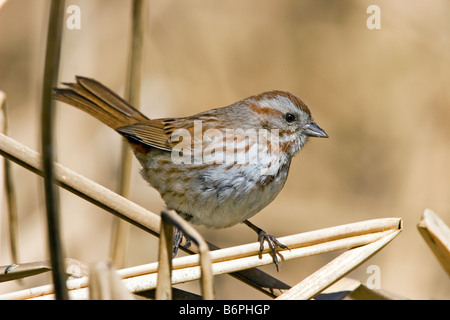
[0,0,449,299]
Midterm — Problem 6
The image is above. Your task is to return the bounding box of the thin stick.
[7,218,401,300]
[125,0,146,104]
[161,210,214,300]
[88,261,134,300]
[417,208,450,276]
[0,93,3,266]
[41,0,66,300]
[35,230,400,300]
[156,212,173,300]
[106,220,400,280]
[110,0,147,268]
[318,277,406,300]
[1,92,20,265]
[276,229,401,300]
[209,217,402,263]
[0,258,89,283]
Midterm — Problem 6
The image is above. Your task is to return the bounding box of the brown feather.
[53,76,148,129]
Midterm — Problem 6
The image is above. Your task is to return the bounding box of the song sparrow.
[53,76,327,270]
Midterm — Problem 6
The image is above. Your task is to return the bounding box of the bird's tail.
[53,76,148,129]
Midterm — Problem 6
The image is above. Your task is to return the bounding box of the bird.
[53,76,328,270]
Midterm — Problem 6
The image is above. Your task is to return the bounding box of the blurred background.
[0,0,449,299]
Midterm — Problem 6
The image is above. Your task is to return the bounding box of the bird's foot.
[256,230,289,272]
[244,220,289,272]
[173,227,191,257]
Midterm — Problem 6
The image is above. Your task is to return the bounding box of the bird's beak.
[304,122,328,138]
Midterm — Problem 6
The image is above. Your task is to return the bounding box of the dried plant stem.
[155,212,173,300]
[206,217,402,263]
[0,258,89,283]
[41,0,66,300]
[0,92,4,260]
[276,229,401,299]
[1,91,20,265]
[125,0,146,104]
[110,0,147,268]
[88,261,134,300]
[159,210,214,300]
[0,132,289,297]
[319,277,406,300]
[3,217,401,300]
[417,208,450,276]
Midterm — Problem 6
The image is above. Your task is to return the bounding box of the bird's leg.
[172,213,193,257]
[172,227,191,257]
[243,220,289,272]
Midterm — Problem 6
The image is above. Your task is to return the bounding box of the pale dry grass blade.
[64,258,90,279]
[417,208,450,276]
[40,0,66,300]
[1,91,20,265]
[0,92,3,266]
[0,258,88,283]
[276,229,401,300]
[156,211,174,300]
[0,93,3,246]
[125,0,146,104]
[0,262,51,283]
[317,277,407,300]
[159,210,214,300]
[88,261,134,300]
[209,217,402,263]
[110,0,147,268]
[10,218,401,300]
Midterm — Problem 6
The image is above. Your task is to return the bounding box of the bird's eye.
[285,113,296,123]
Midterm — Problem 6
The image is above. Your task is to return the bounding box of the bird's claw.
[257,230,289,272]
[173,227,191,257]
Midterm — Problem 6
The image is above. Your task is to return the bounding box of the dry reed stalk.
[318,277,406,300]
[417,209,450,276]
[0,92,3,262]
[110,0,147,268]
[276,228,401,300]
[155,211,174,300]
[40,0,66,300]
[88,261,134,300]
[0,132,288,297]
[7,217,401,300]
[158,210,214,300]
[1,91,20,265]
[0,262,51,283]
[0,258,89,283]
